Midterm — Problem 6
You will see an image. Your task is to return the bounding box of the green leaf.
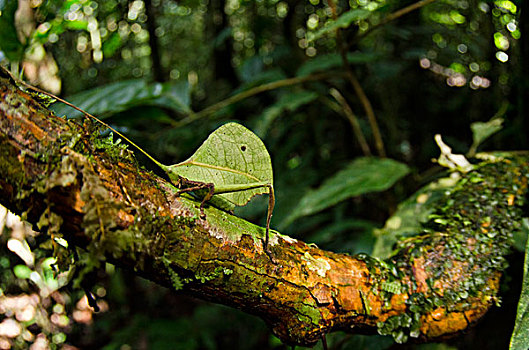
[233,68,287,94]
[13,265,32,279]
[167,123,273,209]
[51,79,192,119]
[510,235,529,350]
[307,9,371,42]
[0,0,24,61]
[254,90,318,137]
[282,157,409,226]
[296,52,379,77]
[102,32,122,58]
[153,81,192,113]
[64,19,88,31]
[307,219,377,255]
[513,218,529,252]
[372,174,460,259]
[469,117,504,156]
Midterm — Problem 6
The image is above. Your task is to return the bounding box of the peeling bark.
[0,68,528,346]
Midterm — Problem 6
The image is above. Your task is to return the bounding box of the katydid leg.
[175,178,215,218]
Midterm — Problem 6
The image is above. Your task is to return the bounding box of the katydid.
[19,81,276,254]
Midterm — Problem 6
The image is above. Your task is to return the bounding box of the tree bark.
[0,68,528,346]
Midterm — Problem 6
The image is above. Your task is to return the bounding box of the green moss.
[359,290,372,316]
[25,89,57,108]
[3,88,30,116]
[0,135,27,192]
[371,157,529,343]
[162,257,184,291]
[297,302,323,325]
[377,312,421,343]
[90,130,136,164]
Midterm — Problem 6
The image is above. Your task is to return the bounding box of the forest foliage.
[0,0,527,349]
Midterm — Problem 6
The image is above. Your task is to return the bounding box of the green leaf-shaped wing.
[165,123,273,209]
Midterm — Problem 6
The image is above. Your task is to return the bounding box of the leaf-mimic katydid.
[16,79,276,256]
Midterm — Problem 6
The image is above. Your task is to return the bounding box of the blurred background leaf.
[51,79,191,119]
[281,157,409,228]
[0,0,24,62]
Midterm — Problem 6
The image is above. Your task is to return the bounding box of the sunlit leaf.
[64,20,88,31]
[510,235,529,350]
[307,9,371,42]
[51,79,192,119]
[103,32,122,58]
[167,123,273,209]
[13,265,32,279]
[282,157,409,227]
[496,0,517,14]
[435,134,473,172]
[296,52,379,77]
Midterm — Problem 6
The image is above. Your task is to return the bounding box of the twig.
[176,72,336,126]
[321,334,329,350]
[328,0,386,157]
[355,0,438,43]
[344,69,386,157]
[329,88,372,156]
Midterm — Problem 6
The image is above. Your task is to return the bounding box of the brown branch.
[0,69,526,346]
[355,0,438,43]
[344,69,386,157]
[328,0,386,157]
[329,88,372,156]
[177,72,337,126]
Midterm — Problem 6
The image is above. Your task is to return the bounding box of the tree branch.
[0,69,527,346]
[328,0,386,157]
[354,0,438,43]
[177,72,337,126]
[329,87,372,156]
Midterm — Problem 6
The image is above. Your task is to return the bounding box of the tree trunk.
[0,67,527,346]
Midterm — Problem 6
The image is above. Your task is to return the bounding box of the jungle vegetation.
[0,0,528,349]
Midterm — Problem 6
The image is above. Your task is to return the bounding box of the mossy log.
[0,68,528,346]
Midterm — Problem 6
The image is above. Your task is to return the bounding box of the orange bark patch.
[412,257,429,293]
[73,191,85,212]
[117,210,135,226]
[312,283,333,305]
